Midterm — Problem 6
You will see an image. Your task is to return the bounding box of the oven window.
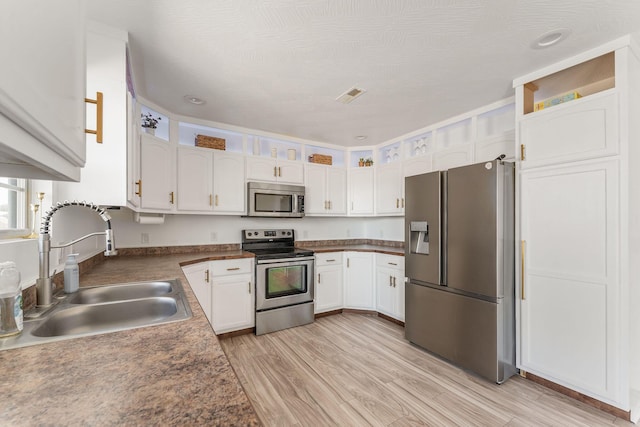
[266,265,307,298]
[254,193,292,213]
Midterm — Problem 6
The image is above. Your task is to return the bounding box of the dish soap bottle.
[0,261,23,337]
[64,254,80,294]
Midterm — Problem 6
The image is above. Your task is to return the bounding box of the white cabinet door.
[213,152,246,214]
[349,168,374,215]
[519,92,618,169]
[177,146,212,211]
[140,134,176,211]
[304,165,347,215]
[55,24,129,205]
[246,157,303,184]
[432,145,473,171]
[344,252,374,309]
[326,167,347,215]
[0,0,85,181]
[519,159,620,402]
[246,156,278,182]
[211,273,254,334]
[181,262,212,324]
[315,253,343,313]
[304,164,327,214]
[376,267,396,316]
[376,163,403,215]
[277,159,304,184]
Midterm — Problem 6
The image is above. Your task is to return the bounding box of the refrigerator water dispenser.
[410,221,429,254]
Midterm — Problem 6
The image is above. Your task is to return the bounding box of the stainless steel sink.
[0,279,191,350]
[32,297,179,337]
[67,281,174,304]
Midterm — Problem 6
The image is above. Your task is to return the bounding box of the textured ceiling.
[87,0,640,146]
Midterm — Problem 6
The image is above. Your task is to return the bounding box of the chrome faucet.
[36,201,118,307]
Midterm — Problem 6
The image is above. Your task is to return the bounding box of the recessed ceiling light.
[531,28,571,49]
[184,95,206,105]
[355,135,367,140]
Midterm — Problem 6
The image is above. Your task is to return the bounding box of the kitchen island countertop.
[0,251,261,426]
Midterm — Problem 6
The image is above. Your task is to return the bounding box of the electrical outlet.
[141,233,149,244]
[210,232,218,242]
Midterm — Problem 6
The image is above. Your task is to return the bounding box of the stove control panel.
[243,229,294,240]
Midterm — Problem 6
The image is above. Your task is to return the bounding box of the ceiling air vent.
[335,86,366,104]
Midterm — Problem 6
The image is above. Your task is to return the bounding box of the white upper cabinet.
[0,0,86,180]
[348,168,374,216]
[177,146,212,211]
[140,134,176,211]
[304,163,347,215]
[246,157,303,184]
[212,151,245,214]
[55,22,130,205]
[376,162,404,215]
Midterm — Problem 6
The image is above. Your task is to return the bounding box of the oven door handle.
[256,256,315,264]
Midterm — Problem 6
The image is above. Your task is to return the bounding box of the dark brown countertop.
[303,244,404,256]
[0,251,260,426]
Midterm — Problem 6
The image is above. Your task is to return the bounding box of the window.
[0,178,28,238]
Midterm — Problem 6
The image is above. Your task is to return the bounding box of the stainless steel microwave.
[247,182,305,218]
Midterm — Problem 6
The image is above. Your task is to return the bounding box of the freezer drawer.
[405,282,516,383]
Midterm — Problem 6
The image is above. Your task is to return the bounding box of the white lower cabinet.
[182,258,254,334]
[314,252,343,314]
[344,252,375,309]
[375,254,405,321]
[181,262,212,324]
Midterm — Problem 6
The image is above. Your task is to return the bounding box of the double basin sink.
[0,279,192,351]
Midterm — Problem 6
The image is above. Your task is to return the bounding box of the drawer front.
[376,253,404,269]
[315,252,343,267]
[210,258,253,276]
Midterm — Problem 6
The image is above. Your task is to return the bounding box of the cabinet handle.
[278,167,282,177]
[324,200,328,210]
[520,144,526,161]
[84,91,103,143]
[205,269,210,283]
[351,202,354,211]
[393,277,397,287]
[389,275,393,286]
[521,240,526,300]
[135,180,142,197]
[396,198,399,208]
[520,240,527,301]
[318,273,321,284]
[248,281,252,294]
[215,195,219,206]
[347,258,350,268]
[227,267,240,271]
[326,259,336,262]
[274,166,277,177]
[328,200,331,210]
[402,198,404,208]
[209,194,213,206]
[170,191,175,204]
[388,262,397,266]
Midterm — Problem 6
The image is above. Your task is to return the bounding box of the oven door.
[255,257,314,311]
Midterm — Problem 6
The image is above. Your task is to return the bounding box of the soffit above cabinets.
[87,0,640,147]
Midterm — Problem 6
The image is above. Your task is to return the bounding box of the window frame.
[0,178,30,239]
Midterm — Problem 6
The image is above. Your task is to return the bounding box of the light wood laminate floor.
[220,313,632,426]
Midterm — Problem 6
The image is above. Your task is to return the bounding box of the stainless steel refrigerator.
[404,159,516,384]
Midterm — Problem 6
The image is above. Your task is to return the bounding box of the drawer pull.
[326,259,336,262]
[227,267,241,271]
[388,262,398,266]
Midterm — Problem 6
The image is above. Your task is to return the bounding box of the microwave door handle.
[293,194,298,213]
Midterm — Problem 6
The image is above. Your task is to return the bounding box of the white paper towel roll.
[134,213,165,224]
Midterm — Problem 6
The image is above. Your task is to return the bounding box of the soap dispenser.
[64,254,80,294]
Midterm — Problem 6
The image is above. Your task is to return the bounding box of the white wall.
[109,208,403,247]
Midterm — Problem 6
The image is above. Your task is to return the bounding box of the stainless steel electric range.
[242,229,314,335]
